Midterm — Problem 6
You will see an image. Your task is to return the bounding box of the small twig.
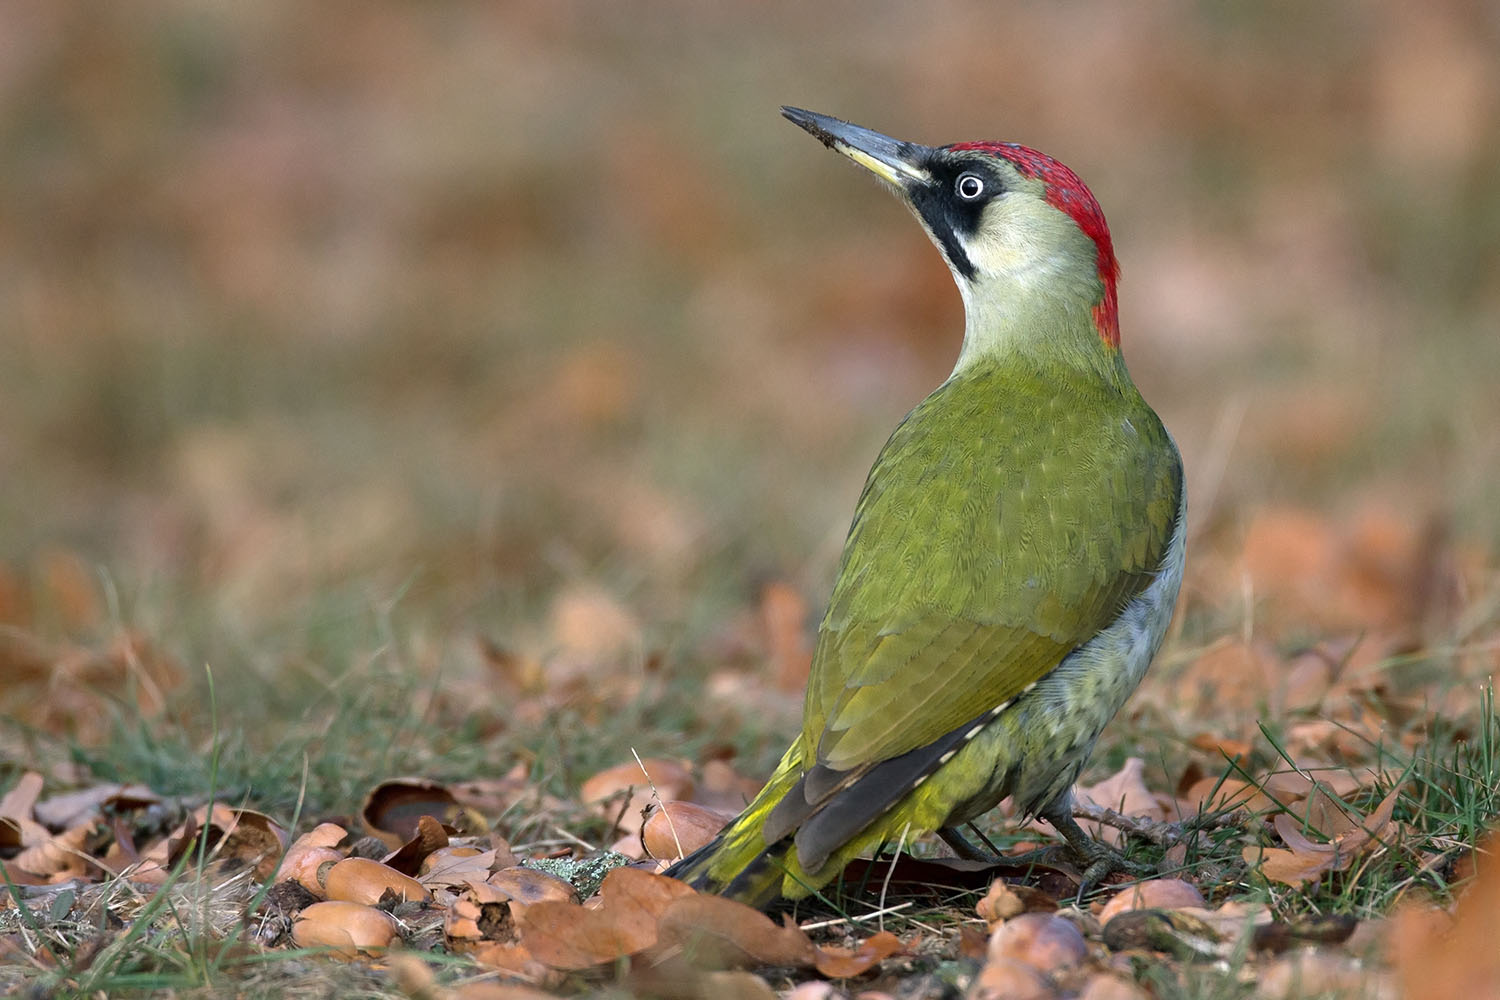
[877,822,909,933]
[799,900,914,932]
[510,837,597,851]
[550,826,598,853]
[631,747,684,859]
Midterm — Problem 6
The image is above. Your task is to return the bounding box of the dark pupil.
[959,176,981,198]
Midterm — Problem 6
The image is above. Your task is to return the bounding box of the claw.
[1042,802,1157,899]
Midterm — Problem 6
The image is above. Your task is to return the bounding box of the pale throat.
[949,262,1111,377]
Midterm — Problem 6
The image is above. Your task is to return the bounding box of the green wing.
[801,359,1182,775]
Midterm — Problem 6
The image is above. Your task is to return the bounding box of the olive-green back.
[803,355,1182,774]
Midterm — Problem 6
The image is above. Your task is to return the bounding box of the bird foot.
[1072,838,1156,897]
[1070,800,1244,850]
[1042,806,1160,899]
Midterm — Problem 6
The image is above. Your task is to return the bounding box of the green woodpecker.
[668,109,1185,907]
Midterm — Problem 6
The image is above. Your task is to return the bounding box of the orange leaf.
[519,866,693,969]
[381,814,451,876]
[812,929,903,978]
[1392,830,1500,1000]
[654,895,816,970]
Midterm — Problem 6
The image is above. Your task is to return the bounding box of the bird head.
[783,107,1122,366]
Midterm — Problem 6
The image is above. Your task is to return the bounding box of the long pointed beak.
[781,107,932,188]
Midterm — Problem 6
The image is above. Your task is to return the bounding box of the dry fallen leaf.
[693,759,763,815]
[1078,973,1149,1000]
[1250,785,1402,887]
[653,893,816,970]
[11,822,97,881]
[131,805,288,883]
[811,929,903,978]
[418,845,497,889]
[381,814,451,876]
[1392,831,1500,1000]
[0,772,49,850]
[1077,758,1165,846]
[519,866,693,969]
[35,783,162,832]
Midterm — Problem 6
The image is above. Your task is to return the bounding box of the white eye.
[956,172,985,200]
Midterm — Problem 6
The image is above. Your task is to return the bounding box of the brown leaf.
[1077,758,1165,845]
[381,814,450,876]
[1392,830,1500,1000]
[812,929,903,977]
[1078,974,1149,1000]
[519,901,652,969]
[468,939,552,983]
[486,866,578,909]
[957,924,989,959]
[418,846,495,888]
[693,759,763,815]
[654,894,816,970]
[1252,786,1402,887]
[0,625,57,684]
[0,772,48,850]
[1186,733,1254,760]
[549,584,642,661]
[12,822,97,880]
[37,549,103,629]
[454,970,560,999]
[519,866,693,969]
[32,783,161,831]
[0,772,44,822]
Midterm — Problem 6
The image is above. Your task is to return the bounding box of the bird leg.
[937,825,993,861]
[1041,805,1156,896]
[948,801,1228,897]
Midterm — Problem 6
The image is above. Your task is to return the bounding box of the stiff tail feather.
[662,746,815,907]
[663,828,793,910]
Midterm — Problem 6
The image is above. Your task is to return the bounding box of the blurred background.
[1,1,1497,788]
